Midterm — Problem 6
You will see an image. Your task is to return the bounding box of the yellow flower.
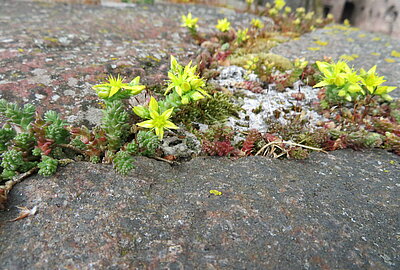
[181,12,198,30]
[296,7,305,14]
[251,18,264,29]
[136,97,179,140]
[236,28,250,43]
[269,8,278,16]
[340,54,355,61]
[92,75,145,99]
[284,6,292,13]
[274,0,286,10]
[391,50,400,57]
[304,12,314,20]
[294,58,308,69]
[216,18,231,32]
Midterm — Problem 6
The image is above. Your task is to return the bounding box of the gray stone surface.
[0,150,399,269]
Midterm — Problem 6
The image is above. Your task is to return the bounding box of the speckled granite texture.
[0,150,399,269]
[0,1,399,269]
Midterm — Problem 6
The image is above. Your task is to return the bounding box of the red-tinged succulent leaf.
[242,129,262,155]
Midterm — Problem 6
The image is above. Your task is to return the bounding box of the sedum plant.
[0,100,72,182]
[181,12,198,36]
[314,61,397,104]
[133,56,209,140]
[164,55,210,106]
[216,18,231,32]
[136,130,160,156]
[92,75,145,102]
[0,99,36,131]
[92,75,145,151]
[113,150,135,175]
[236,28,250,45]
[135,97,179,140]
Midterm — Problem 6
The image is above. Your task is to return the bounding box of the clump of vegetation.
[0,54,247,208]
[262,0,333,35]
[312,61,399,153]
[201,125,237,156]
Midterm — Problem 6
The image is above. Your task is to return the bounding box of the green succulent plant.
[0,99,36,130]
[101,100,130,150]
[92,75,145,101]
[216,18,231,32]
[113,150,135,175]
[165,55,210,105]
[38,155,58,177]
[136,130,160,156]
[44,111,70,144]
[0,125,16,152]
[314,61,397,103]
[135,97,178,140]
[181,12,198,32]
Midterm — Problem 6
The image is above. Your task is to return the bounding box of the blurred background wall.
[322,0,399,37]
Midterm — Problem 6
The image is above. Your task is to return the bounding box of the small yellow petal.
[307,47,320,51]
[109,86,120,97]
[209,190,222,196]
[149,97,159,112]
[164,121,179,130]
[314,40,328,46]
[391,50,400,57]
[155,127,164,140]
[162,108,174,119]
[384,58,396,63]
[137,120,154,128]
[370,52,381,56]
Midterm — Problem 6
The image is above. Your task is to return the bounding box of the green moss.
[173,92,242,126]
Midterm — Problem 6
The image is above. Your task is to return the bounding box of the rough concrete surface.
[1,150,399,269]
[0,1,399,269]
